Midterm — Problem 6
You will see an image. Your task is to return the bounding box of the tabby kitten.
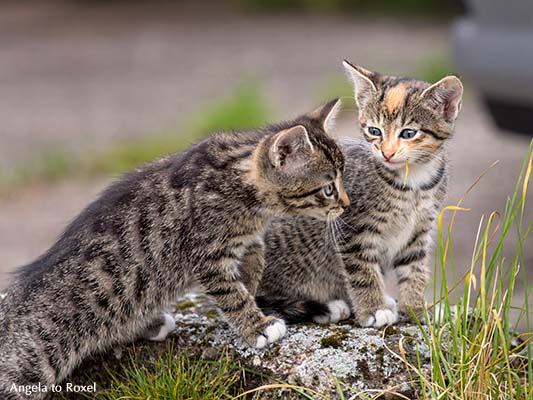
[0,99,348,399]
[257,61,463,327]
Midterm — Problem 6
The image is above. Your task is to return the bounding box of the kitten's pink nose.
[381,150,396,161]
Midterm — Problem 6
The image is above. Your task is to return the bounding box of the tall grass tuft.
[96,349,244,400]
[399,141,533,399]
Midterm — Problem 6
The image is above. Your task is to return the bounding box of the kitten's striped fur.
[0,99,347,399]
[257,62,463,327]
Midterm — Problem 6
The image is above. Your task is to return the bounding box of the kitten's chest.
[380,191,429,264]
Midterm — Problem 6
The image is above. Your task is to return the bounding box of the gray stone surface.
[166,294,429,399]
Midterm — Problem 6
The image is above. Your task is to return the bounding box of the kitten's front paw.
[254,317,286,349]
[146,312,176,342]
[359,308,398,328]
[313,300,351,324]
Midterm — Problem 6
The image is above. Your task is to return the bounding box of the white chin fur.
[383,160,406,170]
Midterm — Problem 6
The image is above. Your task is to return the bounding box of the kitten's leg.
[141,311,176,342]
[393,232,431,319]
[197,253,285,349]
[238,241,265,297]
[384,293,398,314]
[341,244,398,328]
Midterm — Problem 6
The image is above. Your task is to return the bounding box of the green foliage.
[88,81,270,175]
[316,74,355,109]
[192,82,270,135]
[415,55,456,84]
[410,141,533,399]
[0,82,270,193]
[238,0,460,16]
[0,148,74,191]
[96,350,243,400]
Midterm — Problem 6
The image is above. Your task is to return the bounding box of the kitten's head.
[255,98,349,220]
[343,60,463,170]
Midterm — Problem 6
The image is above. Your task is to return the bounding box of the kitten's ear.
[343,60,378,109]
[307,97,343,134]
[421,76,463,123]
[269,125,314,172]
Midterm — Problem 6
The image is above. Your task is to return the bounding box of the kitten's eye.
[399,128,417,139]
[368,127,382,137]
[323,183,335,198]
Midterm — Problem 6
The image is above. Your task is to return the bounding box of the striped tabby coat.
[0,99,348,399]
[257,62,463,327]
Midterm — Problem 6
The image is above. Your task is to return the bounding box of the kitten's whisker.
[407,150,447,164]
[336,216,363,234]
[323,217,332,252]
[332,215,346,253]
[332,217,346,243]
[332,219,346,255]
[325,216,342,253]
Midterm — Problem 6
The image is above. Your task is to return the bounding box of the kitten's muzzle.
[338,192,350,208]
[328,207,345,218]
[336,183,350,208]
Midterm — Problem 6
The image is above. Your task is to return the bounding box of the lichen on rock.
[168,294,430,398]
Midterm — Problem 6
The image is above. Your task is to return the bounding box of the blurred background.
[0,1,531,322]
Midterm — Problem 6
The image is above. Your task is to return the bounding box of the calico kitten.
[0,99,348,399]
[257,61,463,327]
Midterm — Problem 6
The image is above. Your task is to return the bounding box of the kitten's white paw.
[255,335,267,349]
[147,313,176,342]
[313,300,351,324]
[313,314,330,324]
[374,309,398,327]
[361,308,399,328]
[254,319,286,349]
[328,300,351,322]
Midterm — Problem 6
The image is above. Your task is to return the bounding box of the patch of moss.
[383,325,399,337]
[205,309,219,320]
[341,319,357,327]
[295,322,316,329]
[320,331,349,349]
[204,325,217,335]
[269,345,281,358]
[404,335,416,346]
[175,300,195,311]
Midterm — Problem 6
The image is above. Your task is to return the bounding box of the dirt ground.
[1,3,531,320]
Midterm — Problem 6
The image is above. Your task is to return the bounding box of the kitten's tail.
[255,295,329,324]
